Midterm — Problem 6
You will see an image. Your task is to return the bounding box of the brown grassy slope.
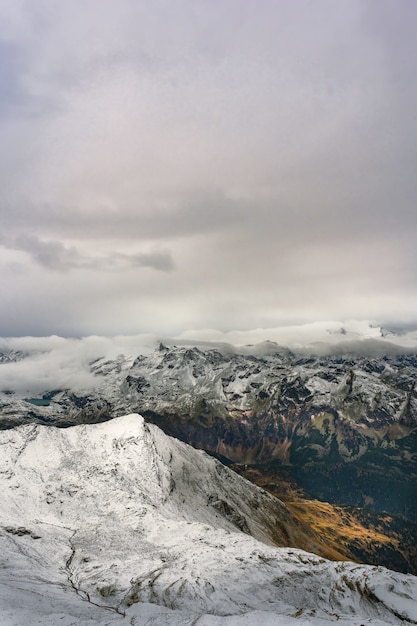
[232,465,417,574]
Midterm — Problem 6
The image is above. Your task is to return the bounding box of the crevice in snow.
[64,529,126,618]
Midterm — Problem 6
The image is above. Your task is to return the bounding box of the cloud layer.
[1,1,417,336]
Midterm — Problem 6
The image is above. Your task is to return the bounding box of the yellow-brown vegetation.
[232,464,416,572]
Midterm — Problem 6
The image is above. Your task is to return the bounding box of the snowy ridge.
[0,414,416,625]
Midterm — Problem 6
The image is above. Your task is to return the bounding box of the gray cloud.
[129,251,174,272]
[1,0,417,336]
[13,235,81,271]
[0,235,174,272]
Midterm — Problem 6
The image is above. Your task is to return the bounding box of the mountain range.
[1,329,417,622]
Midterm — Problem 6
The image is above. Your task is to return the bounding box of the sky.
[1,0,417,337]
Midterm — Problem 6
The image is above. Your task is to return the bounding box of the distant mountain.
[1,414,416,625]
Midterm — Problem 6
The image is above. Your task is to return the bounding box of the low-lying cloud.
[1,323,417,394]
[0,334,158,393]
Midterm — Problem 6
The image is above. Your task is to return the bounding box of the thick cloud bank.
[1,1,417,336]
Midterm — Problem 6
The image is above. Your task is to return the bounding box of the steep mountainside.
[233,464,417,575]
[1,414,417,625]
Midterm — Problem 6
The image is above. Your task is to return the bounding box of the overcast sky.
[1,0,417,337]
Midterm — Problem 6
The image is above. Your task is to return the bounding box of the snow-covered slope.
[0,414,416,625]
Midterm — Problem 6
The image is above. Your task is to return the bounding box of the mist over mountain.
[1,320,417,394]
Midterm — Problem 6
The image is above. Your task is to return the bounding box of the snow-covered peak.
[1,414,416,625]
